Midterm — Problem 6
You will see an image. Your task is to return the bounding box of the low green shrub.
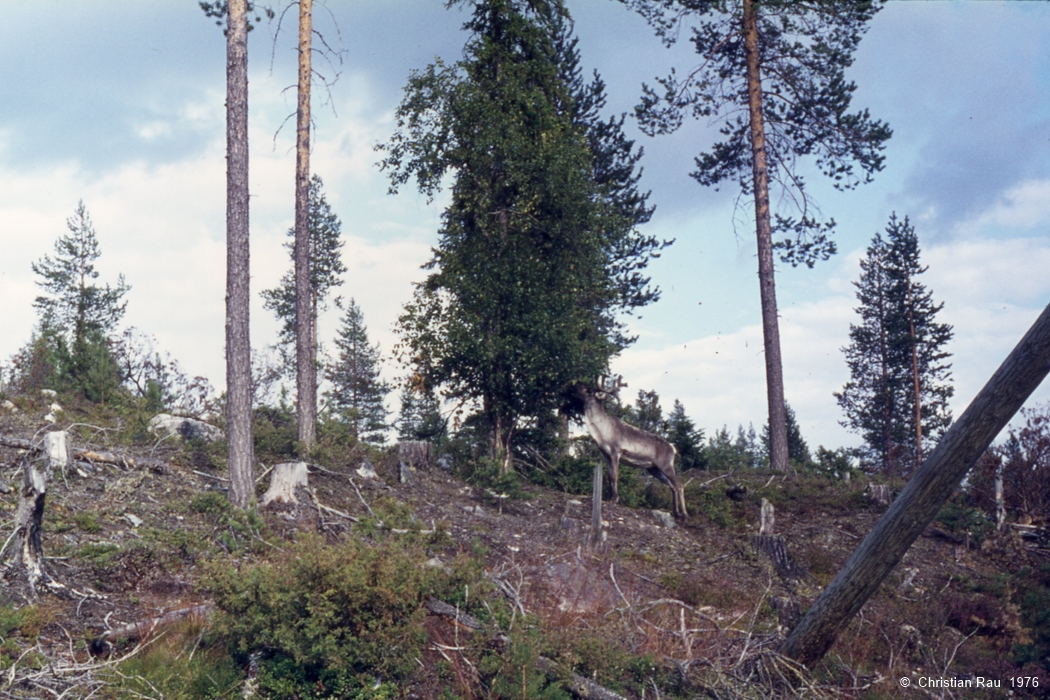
[205,535,489,699]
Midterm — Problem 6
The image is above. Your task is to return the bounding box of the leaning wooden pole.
[782,302,1050,666]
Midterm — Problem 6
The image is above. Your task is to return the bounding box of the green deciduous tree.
[325,299,390,445]
[836,214,953,477]
[31,201,129,401]
[626,0,891,471]
[380,0,662,473]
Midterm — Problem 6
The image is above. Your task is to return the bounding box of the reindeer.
[572,375,688,543]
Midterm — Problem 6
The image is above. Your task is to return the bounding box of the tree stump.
[759,498,775,535]
[864,483,893,507]
[8,431,68,595]
[260,462,309,507]
[398,440,432,467]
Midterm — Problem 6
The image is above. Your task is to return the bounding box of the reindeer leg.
[607,450,620,505]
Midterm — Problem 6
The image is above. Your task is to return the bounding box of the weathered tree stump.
[759,498,775,536]
[864,483,893,507]
[398,440,433,484]
[6,431,68,595]
[260,462,309,507]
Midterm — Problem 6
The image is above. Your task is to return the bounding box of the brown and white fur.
[573,376,688,541]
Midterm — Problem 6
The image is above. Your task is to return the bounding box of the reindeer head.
[596,374,627,402]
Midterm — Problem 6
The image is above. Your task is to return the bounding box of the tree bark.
[226,0,254,510]
[8,431,67,595]
[781,301,1050,666]
[295,0,316,451]
[743,0,788,472]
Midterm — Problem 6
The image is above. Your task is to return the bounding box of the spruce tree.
[396,385,447,442]
[667,399,706,471]
[380,0,660,473]
[325,299,390,445]
[31,201,129,401]
[836,214,953,476]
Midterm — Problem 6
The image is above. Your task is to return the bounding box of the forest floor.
[0,391,1047,699]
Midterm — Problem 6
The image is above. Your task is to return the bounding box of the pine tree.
[325,299,390,445]
[667,399,706,471]
[380,0,658,473]
[836,214,953,476]
[261,174,346,378]
[627,0,891,471]
[31,201,129,401]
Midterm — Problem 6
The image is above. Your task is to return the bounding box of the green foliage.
[254,404,298,457]
[630,0,891,267]
[705,425,763,471]
[761,403,814,469]
[482,625,570,700]
[836,214,954,477]
[667,399,706,471]
[261,174,347,378]
[104,619,243,699]
[74,511,104,534]
[26,201,130,403]
[325,299,391,445]
[206,535,489,698]
[935,498,994,544]
[381,0,662,460]
[396,385,447,443]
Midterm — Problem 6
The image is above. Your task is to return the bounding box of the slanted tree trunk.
[295,0,316,451]
[743,0,787,472]
[9,431,68,595]
[226,0,254,510]
[781,302,1050,666]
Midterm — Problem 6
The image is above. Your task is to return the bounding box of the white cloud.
[957,179,1050,235]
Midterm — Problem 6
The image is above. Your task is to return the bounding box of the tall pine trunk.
[907,280,923,467]
[294,0,316,451]
[225,0,253,509]
[743,0,788,472]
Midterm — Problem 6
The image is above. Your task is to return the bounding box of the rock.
[44,412,57,424]
[652,510,675,529]
[148,414,224,443]
[49,402,63,414]
[356,459,378,480]
[124,513,143,528]
[1,399,17,413]
[0,483,12,494]
[41,389,57,399]
[436,454,453,470]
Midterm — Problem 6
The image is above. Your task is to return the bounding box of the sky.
[1,0,1049,452]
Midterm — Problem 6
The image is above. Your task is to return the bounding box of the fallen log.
[0,435,166,473]
[90,604,216,654]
